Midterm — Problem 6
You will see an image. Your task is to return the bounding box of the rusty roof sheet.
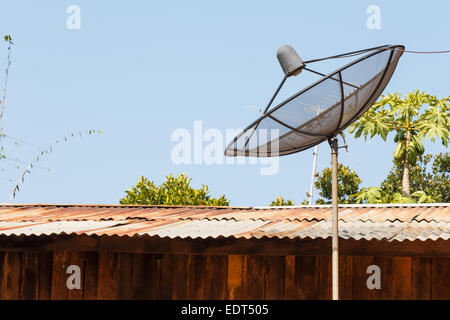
[0,203,448,241]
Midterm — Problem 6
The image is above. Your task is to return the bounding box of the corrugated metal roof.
[0,203,448,241]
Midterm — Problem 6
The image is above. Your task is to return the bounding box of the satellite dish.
[224,44,405,300]
[225,45,404,157]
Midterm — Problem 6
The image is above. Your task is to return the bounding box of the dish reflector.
[225,45,404,157]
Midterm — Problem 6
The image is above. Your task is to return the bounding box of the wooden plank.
[207,255,227,299]
[227,255,246,299]
[189,254,208,299]
[431,257,450,299]
[158,254,174,299]
[371,256,392,300]
[295,256,317,299]
[341,239,450,257]
[411,257,432,299]
[2,234,450,257]
[1,252,22,299]
[172,254,190,299]
[96,252,119,299]
[19,252,39,300]
[351,256,373,300]
[66,252,83,300]
[246,255,265,300]
[315,255,331,300]
[130,253,158,299]
[392,257,412,300]
[82,252,98,300]
[129,253,147,299]
[117,253,134,299]
[339,256,353,300]
[50,252,70,300]
[264,256,285,300]
[150,254,161,299]
[0,252,5,299]
[284,255,296,300]
[37,252,53,300]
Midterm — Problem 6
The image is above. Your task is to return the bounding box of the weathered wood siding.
[0,252,449,299]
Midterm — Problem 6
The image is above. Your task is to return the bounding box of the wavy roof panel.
[0,203,448,241]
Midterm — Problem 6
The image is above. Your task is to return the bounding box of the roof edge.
[0,202,448,209]
[254,203,449,209]
[0,203,251,209]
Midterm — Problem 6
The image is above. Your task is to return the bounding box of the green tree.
[119,173,230,206]
[347,186,383,204]
[269,196,295,206]
[348,91,449,197]
[314,163,362,204]
[349,152,449,204]
[380,153,449,203]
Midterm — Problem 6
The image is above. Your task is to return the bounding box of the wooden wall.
[0,252,449,299]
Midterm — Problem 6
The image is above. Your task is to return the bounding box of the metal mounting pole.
[329,137,339,300]
[308,107,321,205]
[308,145,319,205]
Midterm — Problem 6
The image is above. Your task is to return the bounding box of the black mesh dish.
[224,45,404,157]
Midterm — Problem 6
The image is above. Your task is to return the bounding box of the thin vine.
[0,35,103,200]
[9,129,103,200]
[0,35,13,130]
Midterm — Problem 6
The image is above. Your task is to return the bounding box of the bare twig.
[0,35,13,131]
[9,129,102,200]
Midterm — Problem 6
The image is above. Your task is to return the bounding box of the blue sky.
[0,1,448,206]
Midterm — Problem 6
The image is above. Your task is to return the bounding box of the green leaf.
[269,196,295,206]
[119,173,230,206]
